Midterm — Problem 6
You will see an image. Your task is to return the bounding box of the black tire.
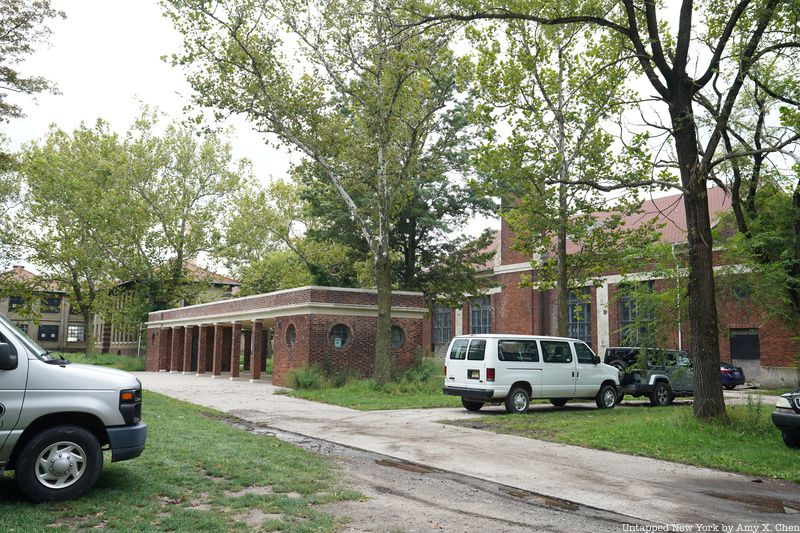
[723,384,735,390]
[16,425,103,502]
[649,381,673,407]
[549,398,568,407]
[610,359,632,386]
[462,398,484,412]
[596,383,618,409]
[782,431,800,449]
[505,385,530,414]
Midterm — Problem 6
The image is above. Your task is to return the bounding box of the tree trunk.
[555,207,569,337]
[373,248,393,384]
[671,93,726,419]
[83,311,96,357]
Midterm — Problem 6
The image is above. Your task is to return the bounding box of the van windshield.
[0,313,52,360]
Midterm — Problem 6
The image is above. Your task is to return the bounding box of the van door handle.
[448,376,455,380]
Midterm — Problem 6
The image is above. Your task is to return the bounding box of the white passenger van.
[443,335,621,413]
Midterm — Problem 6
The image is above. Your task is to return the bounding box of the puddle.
[705,491,798,514]
[503,487,579,511]
[375,459,434,474]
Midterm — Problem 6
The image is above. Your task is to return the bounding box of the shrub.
[287,365,328,390]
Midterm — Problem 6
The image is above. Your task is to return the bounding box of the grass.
[449,398,800,483]
[54,352,146,372]
[280,358,462,410]
[0,392,360,532]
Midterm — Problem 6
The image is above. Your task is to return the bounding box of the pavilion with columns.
[145,286,428,385]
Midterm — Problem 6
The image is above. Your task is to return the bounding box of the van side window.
[449,339,469,360]
[575,342,595,364]
[467,339,486,361]
[498,340,539,362]
[540,341,572,363]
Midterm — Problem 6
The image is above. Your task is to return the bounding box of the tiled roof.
[0,266,65,292]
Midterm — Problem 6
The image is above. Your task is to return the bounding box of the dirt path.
[225,415,645,532]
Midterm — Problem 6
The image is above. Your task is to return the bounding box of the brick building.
[427,188,800,388]
[144,286,427,386]
[0,262,239,355]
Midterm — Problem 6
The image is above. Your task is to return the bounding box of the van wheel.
[505,386,530,414]
[650,381,673,407]
[549,398,568,407]
[462,399,484,412]
[596,384,618,409]
[16,425,103,502]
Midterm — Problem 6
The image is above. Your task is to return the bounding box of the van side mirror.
[0,342,17,370]
[593,355,601,365]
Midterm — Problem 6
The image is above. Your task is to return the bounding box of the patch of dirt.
[224,485,274,498]
[705,491,800,514]
[239,509,283,527]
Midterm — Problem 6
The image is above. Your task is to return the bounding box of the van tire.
[16,425,103,503]
[549,398,568,407]
[650,381,673,407]
[596,383,618,409]
[461,399,484,412]
[505,386,530,414]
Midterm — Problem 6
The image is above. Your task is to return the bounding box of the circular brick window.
[329,324,350,349]
[391,326,404,349]
[286,324,296,347]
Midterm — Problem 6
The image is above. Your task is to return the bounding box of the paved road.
[137,372,800,528]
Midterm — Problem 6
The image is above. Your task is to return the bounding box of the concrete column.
[243,330,252,371]
[250,320,264,382]
[182,326,195,374]
[597,282,610,354]
[212,323,225,378]
[230,322,242,380]
[170,327,184,373]
[158,328,172,372]
[196,325,210,375]
[454,309,463,337]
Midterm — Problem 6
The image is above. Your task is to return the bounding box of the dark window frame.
[37,324,59,342]
[470,296,491,334]
[567,288,591,345]
[432,303,452,345]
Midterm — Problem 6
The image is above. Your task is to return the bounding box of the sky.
[7,0,295,183]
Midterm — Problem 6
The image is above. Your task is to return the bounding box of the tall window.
[67,325,85,342]
[37,325,59,342]
[470,296,491,334]
[41,296,62,314]
[567,288,591,344]
[618,281,654,346]
[433,303,452,345]
[8,296,24,312]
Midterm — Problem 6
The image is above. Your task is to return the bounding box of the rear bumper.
[107,422,148,462]
[443,386,495,400]
[772,411,800,437]
[721,376,746,386]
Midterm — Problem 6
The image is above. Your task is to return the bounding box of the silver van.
[0,315,147,501]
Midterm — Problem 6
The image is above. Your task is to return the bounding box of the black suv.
[604,347,694,406]
[772,389,800,448]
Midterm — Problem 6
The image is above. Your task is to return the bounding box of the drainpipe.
[672,243,682,351]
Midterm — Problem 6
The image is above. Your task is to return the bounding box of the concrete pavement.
[137,372,800,527]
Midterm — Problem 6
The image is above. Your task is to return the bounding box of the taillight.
[720,368,732,374]
[444,365,447,376]
[487,368,495,382]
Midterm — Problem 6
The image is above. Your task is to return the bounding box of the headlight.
[776,396,792,409]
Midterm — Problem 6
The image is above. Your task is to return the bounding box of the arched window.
[391,326,404,349]
[286,324,297,347]
[329,324,350,349]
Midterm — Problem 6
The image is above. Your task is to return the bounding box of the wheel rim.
[657,385,669,405]
[35,441,87,490]
[513,392,527,411]
[602,388,616,407]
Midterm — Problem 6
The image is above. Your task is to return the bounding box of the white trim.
[146,302,428,328]
[494,262,534,275]
[454,309,463,336]
[149,285,425,315]
[596,283,610,352]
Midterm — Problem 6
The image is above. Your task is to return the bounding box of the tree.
[101,113,245,322]
[165,0,463,383]
[0,0,64,122]
[418,0,800,419]
[217,179,362,291]
[467,18,659,336]
[16,121,123,354]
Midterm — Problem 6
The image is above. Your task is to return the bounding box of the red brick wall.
[493,273,534,334]
[500,217,529,265]
[271,314,423,386]
[146,327,160,371]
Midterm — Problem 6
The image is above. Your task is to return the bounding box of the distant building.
[0,263,240,355]
[425,188,800,388]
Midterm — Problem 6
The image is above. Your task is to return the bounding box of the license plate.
[468,369,480,379]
